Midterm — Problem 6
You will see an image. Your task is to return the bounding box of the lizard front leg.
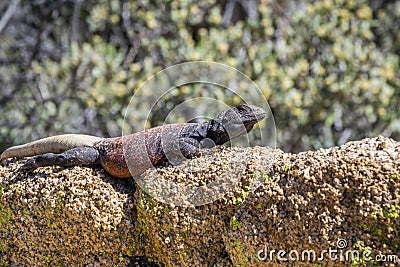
[177,137,218,158]
[19,146,100,172]
[163,138,201,165]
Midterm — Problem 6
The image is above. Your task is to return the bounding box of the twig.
[239,0,259,21]
[221,0,237,28]
[71,0,83,43]
[0,0,20,34]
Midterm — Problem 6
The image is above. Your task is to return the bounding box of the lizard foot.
[18,158,39,172]
[16,147,100,173]
[17,154,55,172]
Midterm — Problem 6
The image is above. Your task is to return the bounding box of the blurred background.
[0,0,399,153]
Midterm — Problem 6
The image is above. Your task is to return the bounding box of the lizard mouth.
[253,109,267,122]
[237,104,266,123]
[223,104,267,138]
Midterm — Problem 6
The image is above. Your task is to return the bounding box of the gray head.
[213,104,266,140]
[187,104,266,147]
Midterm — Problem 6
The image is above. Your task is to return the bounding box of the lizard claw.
[17,158,37,172]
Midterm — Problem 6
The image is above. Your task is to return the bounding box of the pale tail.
[0,134,103,159]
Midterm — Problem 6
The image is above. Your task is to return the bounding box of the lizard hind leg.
[18,146,100,172]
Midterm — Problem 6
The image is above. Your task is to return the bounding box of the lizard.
[1,104,266,178]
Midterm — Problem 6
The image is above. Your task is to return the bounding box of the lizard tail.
[1,134,103,160]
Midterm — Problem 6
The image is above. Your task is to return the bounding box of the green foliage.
[0,0,399,151]
[270,0,400,150]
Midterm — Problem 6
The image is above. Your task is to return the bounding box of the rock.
[0,162,139,266]
[224,136,400,266]
[0,136,399,266]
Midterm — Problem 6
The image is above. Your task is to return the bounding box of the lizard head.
[213,104,266,140]
[187,104,266,147]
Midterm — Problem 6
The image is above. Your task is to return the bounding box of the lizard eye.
[236,104,249,111]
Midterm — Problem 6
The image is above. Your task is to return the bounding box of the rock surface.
[0,136,399,266]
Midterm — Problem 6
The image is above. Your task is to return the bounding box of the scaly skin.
[1,104,266,178]
[95,124,196,177]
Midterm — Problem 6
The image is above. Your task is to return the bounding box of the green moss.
[283,164,291,172]
[138,191,159,215]
[44,195,65,229]
[264,174,274,182]
[54,195,64,214]
[232,184,251,206]
[126,246,134,257]
[43,254,63,266]
[0,186,10,264]
[127,214,147,256]
[383,205,400,219]
[205,245,221,256]
[233,239,249,267]
[253,253,261,263]
[0,200,12,231]
[366,204,400,248]
[47,219,56,228]
[351,241,377,266]
[118,252,124,263]
[371,205,400,220]
[252,171,274,183]
[229,216,241,231]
